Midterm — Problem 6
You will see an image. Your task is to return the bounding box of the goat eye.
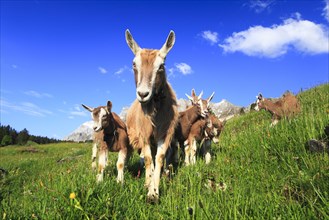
[133,62,136,68]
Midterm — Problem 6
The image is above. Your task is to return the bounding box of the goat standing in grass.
[82,101,132,184]
[185,115,217,165]
[200,112,225,164]
[167,89,205,166]
[125,30,179,203]
[255,92,300,126]
[184,92,215,165]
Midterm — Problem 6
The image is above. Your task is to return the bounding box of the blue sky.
[1,0,328,139]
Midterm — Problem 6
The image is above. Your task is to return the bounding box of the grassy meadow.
[1,84,328,219]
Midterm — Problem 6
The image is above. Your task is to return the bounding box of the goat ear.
[198,91,203,100]
[125,29,141,55]
[191,89,196,98]
[207,92,215,103]
[82,104,94,112]
[107,101,112,112]
[159,30,175,58]
[258,93,263,99]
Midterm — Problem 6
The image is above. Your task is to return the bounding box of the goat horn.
[186,93,193,101]
[81,104,94,112]
[208,92,215,102]
[198,91,203,100]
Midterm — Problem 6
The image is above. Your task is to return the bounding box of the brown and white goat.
[165,89,206,167]
[82,101,132,183]
[125,30,179,202]
[183,92,215,165]
[186,90,215,117]
[200,113,225,164]
[185,116,216,165]
[255,92,300,126]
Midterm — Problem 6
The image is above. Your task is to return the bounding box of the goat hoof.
[116,179,124,184]
[146,193,159,204]
[96,174,103,183]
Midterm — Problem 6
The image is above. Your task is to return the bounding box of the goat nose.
[138,91,149,99]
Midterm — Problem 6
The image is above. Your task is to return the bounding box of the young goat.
[200,113,225,164]
[183,92,215,165]
[185,116,216,165]
[125,30,179,203]
[167,90,205,165]
[82,101,132,183]
[255,92,300,126]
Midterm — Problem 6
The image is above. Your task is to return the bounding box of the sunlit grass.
[1,84,328,219]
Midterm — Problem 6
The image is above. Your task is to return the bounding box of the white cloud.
[114,65,130,75]
[0,99,53,117]
[74,105,81,111]
[249,0,274,13]
[175,63,193,75]
[201,31,219,45]
[70,111,87,117]
[24,90,53,98]
[98,66,108,74]
[69,105,88,118]
[219,15,329,58]
[167,67,175,78]
[57,104,88,119]
[323,0,329,22]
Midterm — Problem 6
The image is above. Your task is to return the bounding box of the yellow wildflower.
[69,192,76,199]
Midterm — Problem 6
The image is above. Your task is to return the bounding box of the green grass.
[1,84,328,219]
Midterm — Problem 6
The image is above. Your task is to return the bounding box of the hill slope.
[0,84,328,219]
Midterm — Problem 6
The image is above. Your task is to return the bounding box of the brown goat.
[255,92,300,126]
[165,89,205,167]
[200,113,225,164]
[185,116,216,165]
[187,90,215,117]
[209,112,225,143]
[182,92,215,165]
[82,101,132,183]
[125,30,179,203]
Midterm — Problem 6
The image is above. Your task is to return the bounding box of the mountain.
[63,121,94,142]
[210,99,246,121]
[63,99,245,142]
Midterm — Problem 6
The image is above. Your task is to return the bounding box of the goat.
[209,112,225,143]
[165,89,206,168]
[200,113,225,164]
[125,30,179,203]
[185,116,216,165]
[82,101,132,183]
[182,92,215,165]
[255,92,300,126]
[186,90,215,117]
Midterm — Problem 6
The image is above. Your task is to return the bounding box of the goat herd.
[81,30,300,203]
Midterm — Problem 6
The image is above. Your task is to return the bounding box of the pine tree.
[1,135,12,146]
[16,128,29,145]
